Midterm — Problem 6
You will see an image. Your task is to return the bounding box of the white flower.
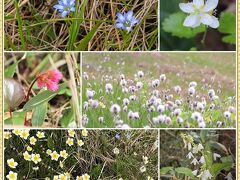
[213,153,221,161]
[160,74,166,81]
[137,71,144,78]
[201,169,213,180]
[105,83,113,93]
[113,147,120,155]
[110,104,121,115]
[199,156,205,164]
[223,111,231,118]
[140,166,146,173]
[86,89,95,99]
[188,87,196,96]
[191,158,199,165]
[179,0,219,28]
[186,152,194,159]
[142,156,149,164]
[225,172,233,180]
[192,170,198,176]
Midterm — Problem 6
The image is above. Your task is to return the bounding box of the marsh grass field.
[4,0,158,51]
[82,52,235,128]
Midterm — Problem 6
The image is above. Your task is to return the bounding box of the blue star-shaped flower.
[53,0,76,18]
[115,10,139,32]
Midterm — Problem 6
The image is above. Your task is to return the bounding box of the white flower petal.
[200,13,213,26]
[179,3,195,13]
[202,0,219,12]
[183,14,200,28]
[193,0,204,9]
[209,16,219,28]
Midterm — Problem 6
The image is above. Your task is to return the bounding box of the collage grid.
[1,0,239,180]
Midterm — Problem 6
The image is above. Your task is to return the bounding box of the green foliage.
[162,12,205,38]
[23,83,68,111]
[175,167,195,178]
[32,103,48,127]
[218,12,236,44]
[4,63,17,78]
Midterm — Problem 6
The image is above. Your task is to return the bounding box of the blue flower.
[53,0,76,18]
[115,10,139,32]
[115,133,121,140]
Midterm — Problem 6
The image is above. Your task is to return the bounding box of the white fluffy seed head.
[189,81,197,88]
[86,89,95,99]
[223,111,231,118]
[137,71,144,78]
[160,74,166,82]
[110,104,121,115]
[188,87,196,96]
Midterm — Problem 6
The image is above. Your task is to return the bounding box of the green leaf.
[222,34,235,44]
[160,167,173,175]
[4,112,25,125]
[23,83,67,111]
[218,12,236,44]
[4,63,17,78]
[209,141,228,154]
[162,12,205,38]
[175,167,195,178]
[47,136,54,149]
[221,155,233,163]
[211,162,233,176]
[60,108,74,128]
[76,22,101,51]
[32,102,48,127]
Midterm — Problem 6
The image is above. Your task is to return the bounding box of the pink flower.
[37,70,63,91]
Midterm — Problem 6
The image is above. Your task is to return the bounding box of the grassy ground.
[4,129,158,179]
[4,52,80,128]
[82,52,236,128]
[4,0,158,51]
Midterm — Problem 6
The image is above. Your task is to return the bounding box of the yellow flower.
[6,171,17,180]
[76,176,82,180]
[20,130,30,139]
[59,174,68,180]
[4,131,12,139]
[68,130,76,137]
[77,140,84,147]
[23,151,31,161]
[29,136,37,145]
[81,129,88,137]
[7,159,18,169]
[31,153,41,164]
[147,176,154,180]
[60,150,68,159]
[27,146,32,151]
[64,173,71,178]
[53,175,59,180]
[12,129,21,136]
[46,149,52,155]
[66,138,74,146]
[51,151,60,161]
[59,161,64,168]
[99,102,106,108]
[82,173,90,180]
[36,131,45,138]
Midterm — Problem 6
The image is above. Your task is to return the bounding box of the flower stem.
[26,78,38,102]
[201,27,208,46]
[24,78,38,126]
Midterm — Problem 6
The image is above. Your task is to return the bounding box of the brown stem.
[26,78,38,102]
[24,77,38,126]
